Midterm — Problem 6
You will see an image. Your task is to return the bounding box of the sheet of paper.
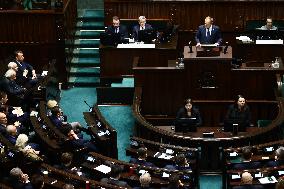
[158,153,174,160]
[258,176,278,184]
[94,164,111,174]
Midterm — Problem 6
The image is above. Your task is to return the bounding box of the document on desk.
[256,39,283,44]
[94,164,111,174]
[158,153,174,160]
[258,176,278,184]
[117,44,155,48]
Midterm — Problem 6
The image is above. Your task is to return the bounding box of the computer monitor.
[175,117,197,133]
[100,32,121,46]
[253,29,281,40]
[138,29,156,43]
[224,120,247,133]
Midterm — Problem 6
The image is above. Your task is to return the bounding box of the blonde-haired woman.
[15,134,42,161]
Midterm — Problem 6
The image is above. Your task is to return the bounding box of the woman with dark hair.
[224,95,251,132]
[175,98,202,131]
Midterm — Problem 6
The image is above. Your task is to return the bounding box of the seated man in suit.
[133,172,153,189]
[9,167,33,189]
[100,164,130,188]
[232,147,262,170]
[14,50,39,88]
[132,16,153,41]
[232,172,264,189]
[0,91,29,126]
[6,124,19,145]
[260,17,278,30]
[105,16,128,40]
[129,147,156,167]
[61,126,97,152]
[14,50,38,88]
[266,146,284,167]
[0,112,8,134]
[195,16,222,47]
[0,69,27,98]
[164,153,191,171]
[49,106,83,134]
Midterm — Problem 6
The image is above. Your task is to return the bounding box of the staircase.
[68,9,105,87]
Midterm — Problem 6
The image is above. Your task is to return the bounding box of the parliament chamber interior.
[1,0,284,189]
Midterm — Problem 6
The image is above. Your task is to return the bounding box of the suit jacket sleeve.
[195,26,202,44]
[132,26,139,41]
[120,25,129,38]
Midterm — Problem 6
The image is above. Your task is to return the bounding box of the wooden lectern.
[183,46,233,99]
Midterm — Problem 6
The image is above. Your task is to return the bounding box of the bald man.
[195,16,222,47]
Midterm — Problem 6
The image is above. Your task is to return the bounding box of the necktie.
[115,28,118,33]
[206,28,210,37]
[141,27,144,30]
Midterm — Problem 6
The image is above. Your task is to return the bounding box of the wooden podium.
[183,46,233,99]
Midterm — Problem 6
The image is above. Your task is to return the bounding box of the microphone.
[84,101,93,112]
[189,41,193,53]
[224,42,229,54]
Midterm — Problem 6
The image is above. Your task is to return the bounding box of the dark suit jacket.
[16,61,34,79]
[106,25,129,39]
[0,77,25,96]
[49,115,63,128]
[10,179,33,189]
[100,177,130,188]
[0,124,6,134]
[129,158,156,167]
[195,25,222,45]
[132,23,153,41]
[232,185,264,189]
[15,61,38,88]
[6,134,17,145]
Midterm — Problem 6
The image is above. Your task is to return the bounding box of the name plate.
[255,40,283,44]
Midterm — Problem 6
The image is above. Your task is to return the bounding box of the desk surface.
[184,46,233,60]
[156,126,260,140]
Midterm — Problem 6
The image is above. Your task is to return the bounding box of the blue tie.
[206,28,210,43]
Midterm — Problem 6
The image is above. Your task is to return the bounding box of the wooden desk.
[100,35,178,80]
[83,105,118,158]
[156,126,259,139]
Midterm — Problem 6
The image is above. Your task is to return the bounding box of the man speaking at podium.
[195,16,222,47]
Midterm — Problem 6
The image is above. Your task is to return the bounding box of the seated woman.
[175,98,202,132]
[224,95,251,132]
[15,134,42,162]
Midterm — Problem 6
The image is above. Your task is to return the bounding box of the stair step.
[74,39,100,48]
[71,58,100,67]
[70,67,100,77]
[78,9,104,21]
[75,30,103,39]
[76,21,105,30]
[68,76,100,87]
[72,49,100,58]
